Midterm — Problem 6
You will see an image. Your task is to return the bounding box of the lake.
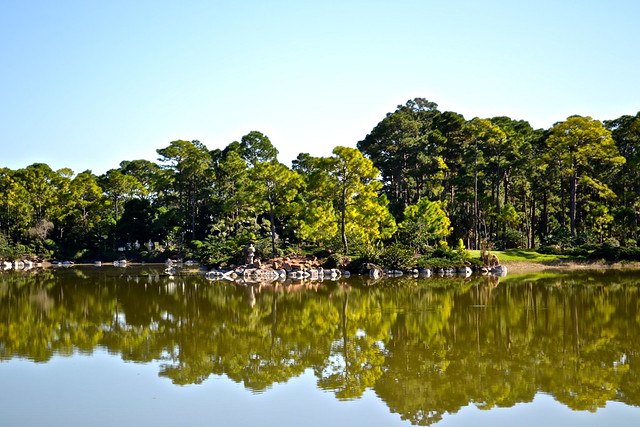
[1,266,640,426]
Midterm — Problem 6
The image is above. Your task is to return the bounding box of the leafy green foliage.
[397,198,451,253]
[2,103,640,262]
[379,243,415,270]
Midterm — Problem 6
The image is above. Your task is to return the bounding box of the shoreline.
[6,258,640,277]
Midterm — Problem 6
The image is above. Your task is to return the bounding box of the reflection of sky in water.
[2,350,639,427]
[438,394,640,427]
[0,350,401,426]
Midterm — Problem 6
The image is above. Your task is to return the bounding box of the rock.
[457,266,472,275]
[419,268,432,277]
[490,265,508,276]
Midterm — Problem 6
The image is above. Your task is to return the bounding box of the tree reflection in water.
[1,267,640,425]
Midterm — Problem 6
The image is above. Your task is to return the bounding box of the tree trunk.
[542,191,548,237]
[530,195,536,248]
[503,170,510,208]
[341,187,348,254]
[570,170,577,236]
[495,162,501,214]
[268,196,277,256]
[474,139,479,250]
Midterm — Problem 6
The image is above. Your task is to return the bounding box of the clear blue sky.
[2,0,639,175]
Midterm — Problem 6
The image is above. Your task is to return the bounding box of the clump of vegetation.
[322,253,344,269]
[379,243,415,270]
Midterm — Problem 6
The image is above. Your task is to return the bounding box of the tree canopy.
[2,101,640,262]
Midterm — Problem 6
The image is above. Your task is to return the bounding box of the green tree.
[327,146,396,254]
[61,170,106,251]
[211,147,253,221]
[605,112,640,241]
[239,131,279,166]
[467,118,505,249]
[0,168,32,243]
[545,116,625,236]
[251,161,303,255]
[357,98,441,215]
[157,140,214,243]
[119,159,162,200]
[398,198,452,251]
[100,168,144,221]
[293,153,339,247]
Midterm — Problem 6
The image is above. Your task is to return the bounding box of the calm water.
[1,266,640,426]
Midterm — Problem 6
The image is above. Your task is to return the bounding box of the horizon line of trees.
[1,98,639,263]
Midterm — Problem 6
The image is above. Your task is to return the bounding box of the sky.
[2,0,639,175]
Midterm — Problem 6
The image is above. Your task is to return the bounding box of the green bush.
[541,226,573,248]
[379,243,415,270]
[432,245,468,262]
[355,242,384,265]
[323,253,344,269]
[564,246,589,256]
[603,237,620,247]
[495,230,524,250]
[588,244,640,262]
[416,257,458,268]
[537,245,563,255]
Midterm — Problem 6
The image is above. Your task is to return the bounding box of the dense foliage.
[1,99,639,262]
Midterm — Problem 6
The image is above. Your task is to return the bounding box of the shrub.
[495,230,524,250]
[537,245,563,255]
[587,244,640,262]
[432,245,468,262]
[416,257,459,268]
[355,242,384,265]
[379,243,415,270]
[603,237,620,248]
[564,246,589,257]
[541,226,573,248]
[323,253,344,269]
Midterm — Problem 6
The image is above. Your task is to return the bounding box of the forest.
[1,98,639,266]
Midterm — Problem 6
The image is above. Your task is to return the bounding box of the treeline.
[1,98,639,263]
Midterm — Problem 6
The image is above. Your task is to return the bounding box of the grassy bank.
[467,248,640,273]
[467,249,575,263]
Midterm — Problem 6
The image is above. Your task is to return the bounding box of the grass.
[467,249,577,263]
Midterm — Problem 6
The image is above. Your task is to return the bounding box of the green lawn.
[467,249,575,263]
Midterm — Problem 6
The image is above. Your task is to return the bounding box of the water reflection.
[1,267,640,424]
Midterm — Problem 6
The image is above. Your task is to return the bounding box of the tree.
[0,168,32,243]
[251,161,303,255]
[100,169,144,222]
[398,198,452,251]
[157,140,214,242]
[327,146,396,254]
[239,131,279,166]
[605,112,640,241]
[61,170,105,249]
[467,118,506,249]
[545,116,625,236]
[293,153,339,247]
[119,159,162,200]
[357,98,441,215]
[211,147,252,221]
